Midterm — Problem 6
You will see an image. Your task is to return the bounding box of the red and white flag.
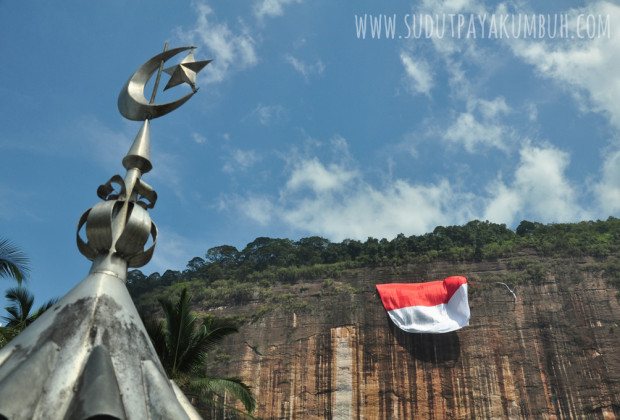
[376,276,470,333]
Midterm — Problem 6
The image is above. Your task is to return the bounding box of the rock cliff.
[207,256,620,419]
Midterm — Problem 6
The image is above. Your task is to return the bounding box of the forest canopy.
[128,217,620,302]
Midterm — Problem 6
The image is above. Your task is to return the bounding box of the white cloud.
[254,0,301,20]
[475,97,510,119]
[192,132,207,144]
[592,147,620,215]
[507,2,620,127]
[484,144,587,224]
[284,158,357,194]
[400,2,518,156]
[400,52,433,96]
[236,195,275,225]
[443,113,508,153]
[412,0,488,58]
[285,54,325,82]
[176,3,258,84]
[483,181,522,225]
[442,97,513,153]
[223,138,595,241]
[422,0,479,14]
[226,139,474,241]
[250,103,285,126]
[280,177,468,241]
[223,148,260,174]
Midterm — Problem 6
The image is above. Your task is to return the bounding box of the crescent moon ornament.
[117,46,211,121]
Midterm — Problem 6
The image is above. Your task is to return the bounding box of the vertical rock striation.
[210,258,620,419]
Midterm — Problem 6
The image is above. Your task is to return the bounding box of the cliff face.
[208,257,620,419]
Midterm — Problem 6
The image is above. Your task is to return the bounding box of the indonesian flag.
[376,276,470,333]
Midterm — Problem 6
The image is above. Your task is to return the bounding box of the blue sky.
[1,0,619,305]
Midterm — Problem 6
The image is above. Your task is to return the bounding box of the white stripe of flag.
[376,276,470,333]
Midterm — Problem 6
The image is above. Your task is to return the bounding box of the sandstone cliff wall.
[209,258,620,419]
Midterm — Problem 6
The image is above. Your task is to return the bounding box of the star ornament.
[163,49,212,92]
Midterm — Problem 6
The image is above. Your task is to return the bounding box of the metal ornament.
[78,44,211,268]
[77,119,158,268]
[164,49,212,92]
[0,45,211,420]
[118,46,212,121]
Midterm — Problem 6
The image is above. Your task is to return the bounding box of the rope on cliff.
[495,282,518,303]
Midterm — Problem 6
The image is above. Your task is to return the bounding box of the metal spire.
[0,44,211,420]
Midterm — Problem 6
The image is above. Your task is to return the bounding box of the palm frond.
[2,286,34,328]
[179,316,240,373]
[202,316,240,349]
[140,312,168,366]
[191,392,259,419]
[176,314,240,375]
[2,288,57,330]
[0,239,30,284]
[159,288,200,375]
[143,287,256,415]
[187,376,256,413]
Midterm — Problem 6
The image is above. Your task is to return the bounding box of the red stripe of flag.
[376,276,467,311]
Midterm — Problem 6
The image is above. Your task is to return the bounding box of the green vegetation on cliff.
[130,218,620,315]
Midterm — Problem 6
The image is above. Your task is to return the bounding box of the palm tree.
[142,288,256,416]
[0,238,30,284]
[0,286,57,349]
[2,286,57,330]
